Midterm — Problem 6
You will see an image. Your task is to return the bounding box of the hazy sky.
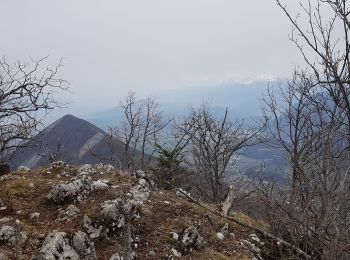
[0,0,306,114]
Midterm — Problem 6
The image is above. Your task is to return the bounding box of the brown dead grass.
[0,166,262,259]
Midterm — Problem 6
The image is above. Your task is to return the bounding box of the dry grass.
[0,166,265,259]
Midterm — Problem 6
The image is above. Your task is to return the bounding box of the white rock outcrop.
[78,164,114,175]
[129,178,150,205]
[182,226,204,250]
[17,166,30,172]
[72,231,96,259]
[48,175,93,203]
[0,225,27,245]
[100,199,127,229]
[109,253,122,260]
[91,179,109,191]
[0,252,9,260]
[57,205,80,222]
[83,215,102,239]
[33,232,79,260]
[49,161,67,170]
[29,212,40,221]
[216,223,229,240]
[48,175,109,203]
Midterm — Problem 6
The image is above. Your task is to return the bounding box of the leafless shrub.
[182,102,263,202]
[111,92,169,171]
[258,1,350,257]
[260,70,350,259]
[0,57,68,163]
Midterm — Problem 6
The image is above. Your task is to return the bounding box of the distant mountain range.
[87,81,271,130]
[9,115,127,170]
[9,114,289,184]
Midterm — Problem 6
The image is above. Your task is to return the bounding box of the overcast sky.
[0,0,306,115]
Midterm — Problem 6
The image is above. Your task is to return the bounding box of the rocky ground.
[0,163,270,259]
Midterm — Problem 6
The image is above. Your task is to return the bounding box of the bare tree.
[261,69,350,259]
[184,102,263,202]
[113,92,168,171]
[276,0,350,146]
[37,138,73,164]
[264,71,322,194]
[253,2,350,258]
[0,57,67,163]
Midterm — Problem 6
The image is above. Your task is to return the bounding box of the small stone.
[57,204,80,222]
[110,253,122,260]
[29,212,40,220]
[249,233,260,243]
[171,248,182,258]
[134,170,146,178]
[171,232,179,241]
[0,218,11,224]
[17,166,30,172]
[216,232,225,240]
[0,207,7,211]
[149,250,156,256]
[29,183,35,188]
[0,252,9,260]
[242,239,261,254]
[217,223,229,240]
[49,161,67,169]
[138,178,147,186]
[91,180,109,191]
[182,226,204,249]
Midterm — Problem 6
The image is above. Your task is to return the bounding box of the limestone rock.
[216,232,225,240]
[216,223,229,240]
[17,166,30,172]
[48,175,111,203]
[109,253,122,260]
[49,161,67,170]
[91,179,109,191]
[47,175,93,203]
[78,164,114,175]
[129,179,150,205]
[171,232,179,241]
[72,231,96,259]
[57,205,80,222]
[100,200,127,229]
[29,212,40,221]
[0,225,15,244]
[241,239,261,254]
[0,218,11,225]
[0,225,27,245]
[83,215,102,239]
[0,252,9,260]
[134,170,146,178]
[33,232,79,260]
[182,226,204,250]
[171,248,182,258]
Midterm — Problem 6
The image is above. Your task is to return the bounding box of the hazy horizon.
[0,0,317,120]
